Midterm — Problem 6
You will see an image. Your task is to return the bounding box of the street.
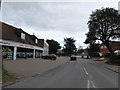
[5,58,118,88]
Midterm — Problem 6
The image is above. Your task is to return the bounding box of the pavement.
[85,57,119,74]
[3,56,69,87]
[91,57,120,74]
[105,64,120,74]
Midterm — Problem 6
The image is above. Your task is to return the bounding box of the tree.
[77,49,84,54]
[46,39,61,54]
[77,46,84,54]
[89,43,100,53]
[63,37,77,56]
[87,43,100,57]
[85,7,120,55]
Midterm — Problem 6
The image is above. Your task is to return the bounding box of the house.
[38,39,49,55]
[100,41,120,55]
[0,22,49,60]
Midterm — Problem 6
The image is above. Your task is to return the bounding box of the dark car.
[70,55,77,61]
[42,54,56,60]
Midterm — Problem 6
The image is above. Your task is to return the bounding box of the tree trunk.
[103,41,114,55]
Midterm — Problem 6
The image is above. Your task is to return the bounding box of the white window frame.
[21,33,25,40]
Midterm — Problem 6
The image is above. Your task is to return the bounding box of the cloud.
[2,1,118,48]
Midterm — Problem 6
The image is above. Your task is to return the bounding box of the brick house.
[100,41,120,55]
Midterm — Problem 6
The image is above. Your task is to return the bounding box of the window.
[35,39,38,43]
[21,33,25,40]
[104,46,107,48]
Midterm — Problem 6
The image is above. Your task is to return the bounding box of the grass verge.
[2,68,18,83]
[0,68,1,82]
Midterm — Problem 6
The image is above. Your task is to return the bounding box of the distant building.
[38,39,49,55]
[0,22,49,60]
[100,41,120,55]
[56,49,64,55]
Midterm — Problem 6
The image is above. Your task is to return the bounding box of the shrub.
[2,66,17,83]
[109,55,120,65]
[104,53,111,57]
[89,52,99,58]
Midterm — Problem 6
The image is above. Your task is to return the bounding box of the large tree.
[85,7,120,55]
[46,39,61,54]
[63,37,77,56]
[87,43,100,57]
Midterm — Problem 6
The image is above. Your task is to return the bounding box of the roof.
[38,39,44,48]
[1,22,41,47]
[100,41,120,46]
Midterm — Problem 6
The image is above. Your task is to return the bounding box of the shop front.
[0,39,43,60]
[2,46,13,60]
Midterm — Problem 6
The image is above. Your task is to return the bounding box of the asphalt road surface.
[5,58,119,88]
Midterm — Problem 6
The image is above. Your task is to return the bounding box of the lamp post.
[118,1,120,43]
[118,1,120,14]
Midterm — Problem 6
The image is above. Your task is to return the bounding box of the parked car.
[42,54,57,60]
[70,55,77,61]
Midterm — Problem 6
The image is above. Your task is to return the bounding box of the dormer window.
[21,33,25,40]
[35,39,38,43]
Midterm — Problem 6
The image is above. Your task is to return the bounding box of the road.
[5,58,119,88]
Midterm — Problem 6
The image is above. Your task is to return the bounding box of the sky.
[1,0,119,49]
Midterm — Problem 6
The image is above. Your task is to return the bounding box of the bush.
[104,53,111,57]
[89,52,99,58]
[109,55,120,65]
[110,55,120,60]
[2,67,17,83]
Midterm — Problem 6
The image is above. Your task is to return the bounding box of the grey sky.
[1,1,119,48]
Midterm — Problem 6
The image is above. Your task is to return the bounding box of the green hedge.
[104,53,111,57]
[89,52,99,58]
[109,55,120,65]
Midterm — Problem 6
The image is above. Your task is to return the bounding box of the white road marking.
[87,80,90,89]
[90,80,96,88]
[80,63,96,88]
[87,80,96,88]
[83,67,88,75]
[81,64,88,75]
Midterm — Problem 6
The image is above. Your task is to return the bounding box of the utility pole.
[118,1,120,42]
[118,1,120,14]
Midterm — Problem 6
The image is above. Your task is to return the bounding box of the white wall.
[43,41,49,55]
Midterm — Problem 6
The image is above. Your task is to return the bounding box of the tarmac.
[94,58,119,74]
[2,56,119,87]
[88,57,119,74]
[105,64,120,74]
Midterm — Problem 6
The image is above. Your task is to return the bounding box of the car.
[70,55,77,61]
[42,54,57,60]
